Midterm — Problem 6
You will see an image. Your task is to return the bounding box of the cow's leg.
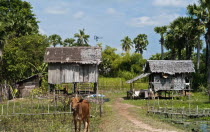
[74,120,77,132]
[79,120,81,132]
[83,119,89,132]
[86,118,90,132]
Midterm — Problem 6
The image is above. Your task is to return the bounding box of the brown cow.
[70,97,90,132]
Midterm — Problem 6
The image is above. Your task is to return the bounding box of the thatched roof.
[145,60,195,74]
[44,47,102,64]
[126,73,150,83]
[16,74,40,84]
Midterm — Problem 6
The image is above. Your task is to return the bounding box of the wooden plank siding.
[48,63,98,84]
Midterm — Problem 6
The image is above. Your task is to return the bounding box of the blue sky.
[25,0,197,59]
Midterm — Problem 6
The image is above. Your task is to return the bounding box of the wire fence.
[0,93,104,131]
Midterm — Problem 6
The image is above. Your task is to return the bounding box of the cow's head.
[70,97,81,112]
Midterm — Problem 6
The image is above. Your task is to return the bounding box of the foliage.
[99,46,146,79]
[63,38,75,47]
[0,0,39,48]
[187,0,210,93]
[74,29,90,46]
[154,26,167,59]
[2,34,49,82]
[133,34,149,55]
[99,46,120,77]
[121,36,133,53]
[117,71,136,80]
[48,34,62,47]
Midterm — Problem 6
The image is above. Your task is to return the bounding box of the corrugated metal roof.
[126,73,150,83]
[44,47,102,64]
[146,60,195,74]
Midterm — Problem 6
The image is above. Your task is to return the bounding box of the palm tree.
[133,34,149,55]
[165,17,201,60]
[154,26,167,60]
[164,32,177,60]
[74,29,90,46]
[121,36,133,53]
[48,34,62,47]
[63,38,75,47]
[187,1,210,92]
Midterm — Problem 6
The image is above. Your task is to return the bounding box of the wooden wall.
[48,63,98,84]
[151,74,186,91]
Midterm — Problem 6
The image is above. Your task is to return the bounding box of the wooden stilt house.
[44,47,102,94]
[126,60,195,98]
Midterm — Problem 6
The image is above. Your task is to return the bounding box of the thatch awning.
[145,60,195,74]
[44,47,102,64]
[126,73,150,84]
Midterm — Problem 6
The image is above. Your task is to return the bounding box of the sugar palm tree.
[63,38,75,47]
[121,36,133,53]
[187,1,210,92]
[48,34,62,47]
[74,29,90,46]
[154,26,167,60]
[133,34,149,55]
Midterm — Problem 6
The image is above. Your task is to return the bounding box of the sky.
[25,0,198,59]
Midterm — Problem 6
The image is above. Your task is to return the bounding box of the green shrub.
[117,71,136,80]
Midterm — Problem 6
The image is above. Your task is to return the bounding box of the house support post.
[94,83,97,94]
[73,83,77,94]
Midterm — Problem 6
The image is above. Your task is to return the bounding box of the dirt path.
[99,97,183,132]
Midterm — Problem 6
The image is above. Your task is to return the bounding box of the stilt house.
[127,60,195,93]
[44,47,102,94]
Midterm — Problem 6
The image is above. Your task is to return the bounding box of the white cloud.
[73,11,85,19]
[44,6,69,15]
[153,0,197,7]
[128,13,180,27]
[106,8,124,16]
[106,8,117,14]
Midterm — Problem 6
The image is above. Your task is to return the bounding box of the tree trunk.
[188,45,192,60]
[186,44,188,60]
[205,27,210,102]
[161,36,164,60]
[197,41,200,72]
[171,48,176,60]
[178,48,181,60]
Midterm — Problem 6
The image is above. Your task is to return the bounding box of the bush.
[117,71,136,80]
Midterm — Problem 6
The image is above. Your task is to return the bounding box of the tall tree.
[2,34,49,82]
[0,0,39,55]
[133,34,149,55]
[154,26,167,60]
[165,17,202,60]
[63,38,75,47]
[121,36,133,53]
[48,34,62,47]
[187,1,210,93]
[74,29,90,46]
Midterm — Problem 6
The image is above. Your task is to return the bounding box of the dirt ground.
[99,97,185,132]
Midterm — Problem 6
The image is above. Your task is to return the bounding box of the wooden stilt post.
[94,83,97,94]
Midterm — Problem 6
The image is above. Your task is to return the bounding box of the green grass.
[1,77,210,131]
[0,96,101,132]
[98,77,148,92]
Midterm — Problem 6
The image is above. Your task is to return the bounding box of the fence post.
[196,105,198,115]
[7,101,9,115]
[13,101,15,114]
[2,105,3,115]
[48,104,50,114]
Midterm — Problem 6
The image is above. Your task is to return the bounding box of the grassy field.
[98,77,210,131]
[0,77,210,131]
[0,96,102,132]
